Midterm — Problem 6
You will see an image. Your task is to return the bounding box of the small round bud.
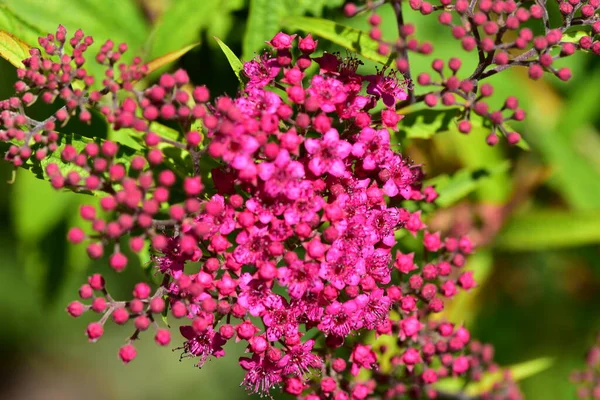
[155,329,171,346]
[67,301,85,317]
[86,322,104,341]
[119,344,136,363]
[113,308,129,324]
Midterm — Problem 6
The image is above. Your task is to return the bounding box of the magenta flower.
[381,155,422,199]
[179,326,226,368]
[239,354,283,396]
[193,195,236,237]
[351,128,393,170]
[262,305,298,342]
[279,339,323,376]
[235,88,282,118]
[304,129,352,177]
[234,226,273,265]
[243,55,281,89]
[308,75,348,112]
[365,69,409,108]
[237,273,281,317]
[257,149,305,199]
[350,344,378,376]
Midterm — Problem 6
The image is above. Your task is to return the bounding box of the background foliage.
[0,0,599,398]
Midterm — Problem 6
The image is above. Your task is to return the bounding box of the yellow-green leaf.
[425,161,511,207]
[283,16,395,66]
[145,43,199,75]
[0,29,30,68]
[495,210,600,251]
[214,36,244,85]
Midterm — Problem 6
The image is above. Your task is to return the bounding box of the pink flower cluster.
[0,23,525,400]
[572,334,600,399]
[345,0,600,145]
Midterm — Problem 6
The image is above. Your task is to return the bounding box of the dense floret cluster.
[1,0,598,397]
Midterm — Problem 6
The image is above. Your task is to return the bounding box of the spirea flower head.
[3,0,595,393]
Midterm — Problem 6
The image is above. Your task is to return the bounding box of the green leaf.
[149,1,217,61]
[213,36,244,85]
[0,29,30,68]
[561,30,589,45]
[0,5,43,54]
[525,69,600,211]
[293,0,345,17]
[0,132,138,193]
[466,357,554,395]
[426,161,511,207]
[243,0,287,60]
[4,0,148,82]
[145,43,199,75]
[11,168,72,241]
[435,357,554,395]
[495,210,600,251]
[283,16,395,66]
[399,107,530,150]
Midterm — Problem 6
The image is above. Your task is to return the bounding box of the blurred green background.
[0,0,599,399]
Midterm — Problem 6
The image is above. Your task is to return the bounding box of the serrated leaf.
[145,42,199,75]
[425,161,511,207]
[495,210,600,251]
[0,29,31,68]
[283,16,395,66]
[213,36,244,85]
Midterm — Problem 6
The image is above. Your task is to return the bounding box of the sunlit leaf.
[495,210,600,251]
[0,29,30,68]
[425,161,511,207]
[243,0,287,60]
[149,1,217,61]
[399,107,530,150]
[435,357,554,395]
[213,36,244,85]
[145,43,199,75]
[284,16,395,65]
[0,5,43,51]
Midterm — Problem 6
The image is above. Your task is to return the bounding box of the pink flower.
[381,155,423,199]
[237,273,281,316]
[179,326,226,368]
[235,88,282,117]
[257,149,305,199]
[350,344,378,376]
[267,32,296,49]
[308,75,348,112]
[365,69,409,108]
[399,316,423,341]
[243,55,280,89]
[239,354,283,396]
[279,339,323,376]
[452,355,470,375]
[304,129,352,177]
[352,128,393,171]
